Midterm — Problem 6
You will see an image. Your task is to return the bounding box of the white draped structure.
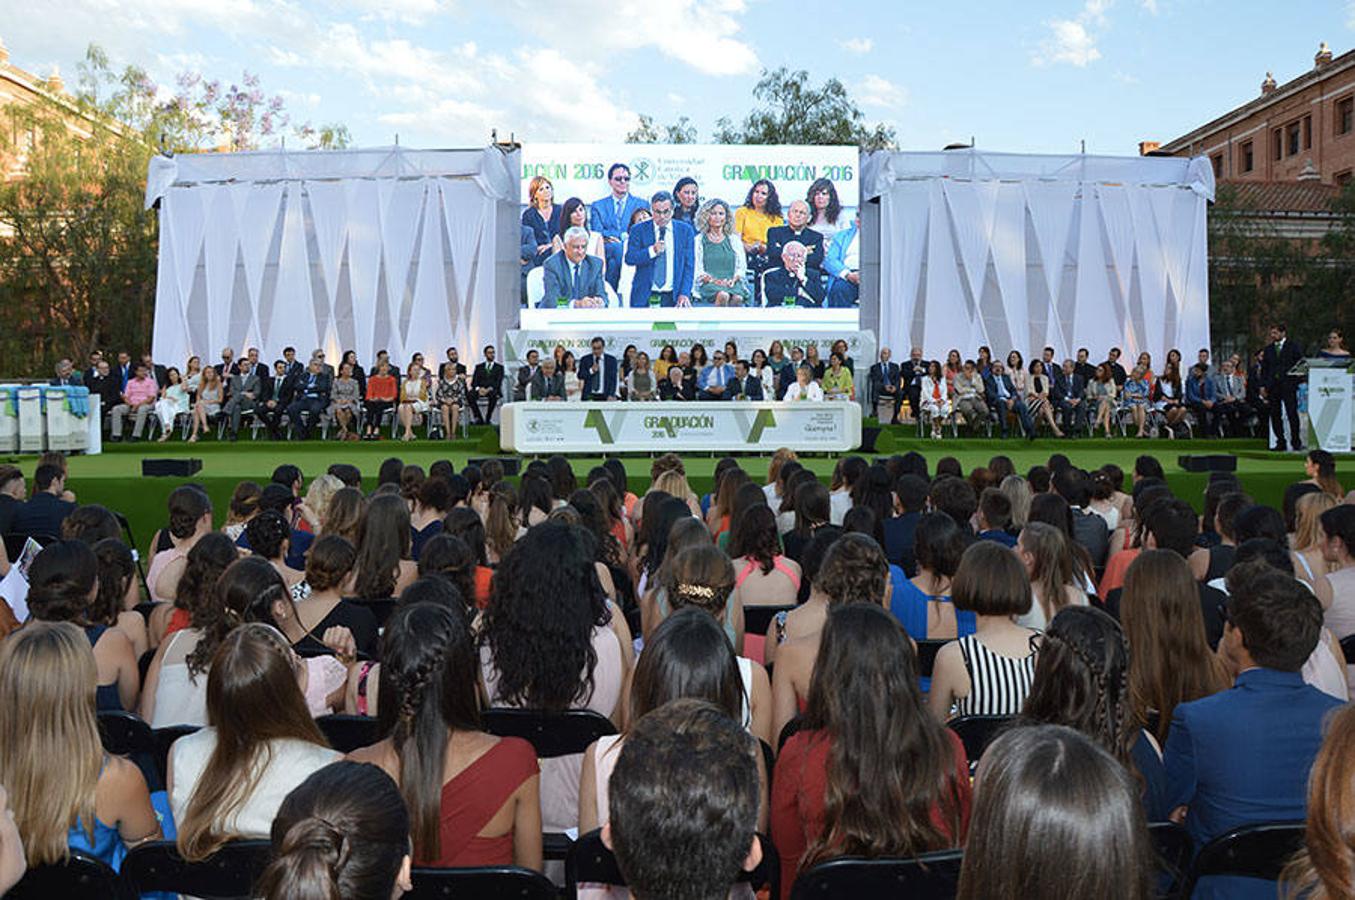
[861,150,1215,365]
[145,147,520,370]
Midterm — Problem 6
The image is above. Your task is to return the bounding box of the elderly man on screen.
[766,200,825,276]
[697,350,736,401]
[824,211,861,308]
[541,226,607,309]
[762,241,824,308]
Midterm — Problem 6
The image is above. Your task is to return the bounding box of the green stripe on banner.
[583,409,615,445]
[748,409,776,443]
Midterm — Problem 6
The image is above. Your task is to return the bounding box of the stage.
[4,430,1340,548]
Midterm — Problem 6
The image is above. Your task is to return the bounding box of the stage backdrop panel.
[146,146,520,371]
[861,149,1215,367]
[500,400,862,454]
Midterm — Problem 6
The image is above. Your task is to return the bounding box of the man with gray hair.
[766,198,825,275]
[762,240,824,307]
[541,225,606,308]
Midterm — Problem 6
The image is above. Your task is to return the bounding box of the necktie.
[654,225,668,289]
[716,366,724,388]
[572,262,580,298]
[614,197,622,224]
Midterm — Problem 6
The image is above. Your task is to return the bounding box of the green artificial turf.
[4,425,1347,553]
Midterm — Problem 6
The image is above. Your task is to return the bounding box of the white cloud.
[839,37,873,55]
[344,0,450,25]
[1032,0,1114,67]
[1348,0,1355,29]
[857,74,907,109]
[1141,0,1159,13]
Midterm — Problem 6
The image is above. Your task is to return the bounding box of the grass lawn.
[4,424,1346,552]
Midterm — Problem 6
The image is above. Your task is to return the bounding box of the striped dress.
[954,633,1037,716]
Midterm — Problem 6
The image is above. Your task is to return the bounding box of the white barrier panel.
[16,387,44,454]
[0,387,16,454]
[500,401,862,454]
[1309,366,1353,453]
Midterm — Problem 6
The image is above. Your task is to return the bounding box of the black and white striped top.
[955,633,1036,717]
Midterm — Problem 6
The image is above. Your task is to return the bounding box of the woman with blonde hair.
[171,623,339,862]
[396,362,429,442]
[763,448,798,505]
[298,473,343,534]
[0,621,160,869]
[1295,491,1339,588]
[999,474,1032,530]
[693,198,751,306]
[1282,704,1355,900]
[653,469,702,518]
[187,364,223,443]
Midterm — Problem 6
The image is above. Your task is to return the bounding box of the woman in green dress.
[693,199,752,306]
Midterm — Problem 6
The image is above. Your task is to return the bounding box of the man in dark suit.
[765,200,825,277]
[10,464,75,540]
[591,163,649,293]
[1073,347,1097,385]
[868,348,902,424]
[899,347,927,421]
[256,360,293,440]
[471,345,505,423]
[577,336,619,401]
[762,242,824,308]
[284,358,332,440]
[1261,323,1305,452]
[1164,564,1342,900]
[514,350,541,402]
[139,353,169,390]
[1052,358,1087,435]
[82,351,103,387]
[982,361,1034,439]
[728,359,764,401]
[214,347,241,381]
[50,358,83,386]
[85,360,120,419]
[624,191,695,308]
[540,228,607,308]
[113,351,133,391]
[223,358,263,440]
[528,357,565,401]
[0,466,25,537]
[281,346,304,380]
[1104,347,1128,387]
[882,474,929,576]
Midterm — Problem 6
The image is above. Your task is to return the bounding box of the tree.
[626,114,696,144]
[714,68,897,150]
[0,44,348,376]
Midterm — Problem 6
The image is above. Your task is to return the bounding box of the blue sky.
[2,0,1352,155]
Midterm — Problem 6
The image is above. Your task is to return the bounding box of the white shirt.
[785,381,824,402]
[649,223,675,292]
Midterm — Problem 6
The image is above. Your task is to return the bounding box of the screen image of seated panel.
[518,143,861,329]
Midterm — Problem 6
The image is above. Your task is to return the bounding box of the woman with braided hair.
[348,602,541,870]
[257,761,413,900]
[1018,606,1168,820]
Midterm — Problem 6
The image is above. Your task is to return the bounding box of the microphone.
[659,225,667,242]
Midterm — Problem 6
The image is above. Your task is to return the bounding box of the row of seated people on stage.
[520,168,859,308]
[1,445,1354,898]
[863,333,1350,441]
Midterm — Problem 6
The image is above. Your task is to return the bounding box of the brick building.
[1149,42,1355,187]
[0,35,95,180]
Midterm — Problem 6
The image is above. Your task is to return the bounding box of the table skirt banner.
[500,401,862,453]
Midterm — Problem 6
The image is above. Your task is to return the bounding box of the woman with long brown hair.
[1119,550,1229,746]
[773,604,970,897]
[0,622,160,869]
[1282,704,1355,899]
[352,493,418,600]
[349,602,542,870]
[171,623,339,861]
[1015,521,1087,631]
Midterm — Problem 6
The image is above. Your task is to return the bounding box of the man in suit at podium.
[625,191,694,308]
[591,163,649,293]
[540,227,607,308]
[869,348,901,423]
[1261,323,1305,452]
[578,336,619,401]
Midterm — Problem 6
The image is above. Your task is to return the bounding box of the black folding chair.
[153,724,202,787]
[1341,633,1355,665]
[1148,821,1192,899]
[1179,821,1305,899]
[7,849,132,900]
[122,839,272,900]
[404,865,557,900]
[789,849,964,900]
[743,604,796,638]
[317,713,384,753]
[947,715,1013,772]
[567,827,780,898]
[482,708,618,861]
[915,639,949,679]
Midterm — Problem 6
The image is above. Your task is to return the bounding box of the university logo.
[629,157,655,186]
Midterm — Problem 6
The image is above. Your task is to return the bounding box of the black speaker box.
[1177,454,1237,473]
[141,458,203,477]
[468,456,522,476]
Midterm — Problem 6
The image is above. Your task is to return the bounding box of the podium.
[1300,358,1354,453]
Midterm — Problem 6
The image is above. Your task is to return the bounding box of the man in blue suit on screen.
[591,163,649,292]
[540,227,607,308]
[625,190,695,308]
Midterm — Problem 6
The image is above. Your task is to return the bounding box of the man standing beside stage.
[471,346,505,424]
[625,191,694,308]
[591,163,649,294]
[1261,323,1305,452]
[869,348,901,424]
[578,336,619,401]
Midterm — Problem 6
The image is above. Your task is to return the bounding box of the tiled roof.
[1217,180,1340,213]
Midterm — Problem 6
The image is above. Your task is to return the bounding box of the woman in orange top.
[362,362,398,440]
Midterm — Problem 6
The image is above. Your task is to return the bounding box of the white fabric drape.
[150,147,517,370]
[864,149,1214,364]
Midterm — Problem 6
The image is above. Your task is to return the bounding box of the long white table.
[499,400,862,453]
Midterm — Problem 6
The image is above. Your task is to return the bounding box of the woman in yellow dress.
[734,179,784,305]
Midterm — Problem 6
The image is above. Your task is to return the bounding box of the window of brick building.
[1273,128,1283,160]
[1337,170,1353,187]
[1339,97,1354,136]
[1211,154,1223,178]
[1241,141,1254,173]
[1287,122,1301,157]
[1303,115,1312,150]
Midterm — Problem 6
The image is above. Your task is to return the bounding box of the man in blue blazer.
[577,335,619,401]
[981,361,1034,439]
[1164,564,1342,900]
[590,163,649,292]
[624,191,695,308]
[540,227,607,308]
